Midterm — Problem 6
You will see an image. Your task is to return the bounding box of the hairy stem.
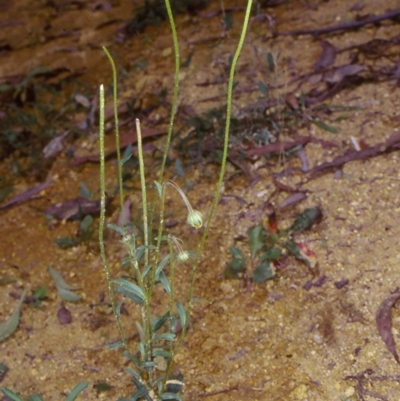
[98,84,128,353]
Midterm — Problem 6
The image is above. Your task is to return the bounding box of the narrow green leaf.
[107,341,125,349]
[56,286,82,302]
[257,81,268,97]
[28,395,44,401]
[142,264,153,279]
[266,52,276,73]
[65,382,89,401]
[131,387,149,401]
[143,361,157,369]
[160,392,183,401]
[79,182,92,198]
[174,158,184,177]
[114,287,144,305]
[153,332,175,342]
[158,271,171,294]
[176,301,187,328]
[311,119,339,134]
[107,223,126,236]
[0,289,26,342]
[154,181,163,198]
[48,267,79,291]
[152,349,171,359]
[138,342,146,360]
[135,245,146,263]
[0,388,24,401]
[153,312,170,332]
[123,352,141,368]
[155,254,170,277]
[120,143,133,165]
[125,367,141,380]
[112,278,145,302]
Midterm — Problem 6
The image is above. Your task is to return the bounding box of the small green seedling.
[226,207,322,282]
[55,214,94,249]
[1,382,88,401]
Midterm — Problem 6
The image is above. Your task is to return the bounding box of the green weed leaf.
[152,349,171,359]
[65,382,89,401]
[153,312,170,332]
[289,207,322,234]
[310,119,339,134]
[154,181,163,198]
[257,81,269,97]
[125,367,141,380]
[120,143,133,165]
[159,271,171,294]
[48,267,78,290]
[262,248,282,261]
[28,395,44,401]
[176,301,187,328]
[79,182,92,198]
[56,287,82,302]
[0,289,26,342]
[113,278,145,303]
[130,386,150,401]
[253,261,276,283]
[80,215,93,233]
[48,267,82,302]
[55,237,80,249]
[107,223,126,236]
[0,388,24,401]
[153,333,175,342]
[155,254,171,277]
[248,225,264,258]
[229,246,246,271]
[107,341,125,349]
[114,287,144,305]
[94,382,112,394]
[160,393,183,401]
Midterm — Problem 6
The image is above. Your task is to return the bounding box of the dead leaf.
[57,304,72,325]
[314,40,337,70]
[279,192,307,210]
[324,63,366,84]
[45,196,107,220]
[70,127,165,166]
[43,131,69,159]
[376,291,400,364]
[0,180,52,210]
[310,130,400,176]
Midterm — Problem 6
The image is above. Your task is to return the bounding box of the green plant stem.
[102,46,126,226]
[159,0,180,182]
[149,183,167,298]
[98,84,128,353]
[183,0,254,336]
[135,118,153,371]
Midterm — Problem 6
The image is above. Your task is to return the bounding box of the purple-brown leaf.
[376,291,400,364]
[57,304,72,325]
[45,197,108,220]
[314,40,337,70]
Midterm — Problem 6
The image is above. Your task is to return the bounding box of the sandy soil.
[1,0,400,400]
